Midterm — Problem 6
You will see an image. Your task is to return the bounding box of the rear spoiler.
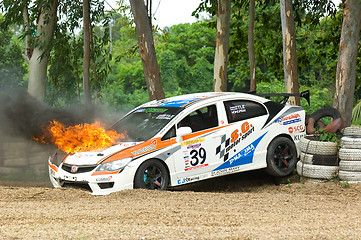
[252,90,310,105]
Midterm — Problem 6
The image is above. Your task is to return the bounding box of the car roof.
[139,92,270,108]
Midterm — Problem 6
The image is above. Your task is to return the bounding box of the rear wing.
[253,90,310,105]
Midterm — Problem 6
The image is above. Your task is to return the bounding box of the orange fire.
[39,120,121,154]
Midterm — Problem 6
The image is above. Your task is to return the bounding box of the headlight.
[95,157,133,172]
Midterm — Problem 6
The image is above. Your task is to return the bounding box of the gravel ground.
[1,172,361,239]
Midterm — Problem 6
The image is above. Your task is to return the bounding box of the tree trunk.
[130,0,165,100]
[83,0,92,105]
[213,0,231,92]
[26,0,58,102]
[249,0,256,92]
[333,0,361,127]
[280,0,300,105]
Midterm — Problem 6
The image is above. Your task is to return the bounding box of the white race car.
[48,91,307,195]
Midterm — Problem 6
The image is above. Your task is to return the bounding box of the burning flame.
[36,120,121,154]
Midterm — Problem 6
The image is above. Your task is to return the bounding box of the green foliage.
[47,29,83,105]
[157,22,215,95]
[0,14,27,90]
[253,80,333,115]
[45,0,111,106]
[1,0,360,116]
[99,21,215,110]
[316,128,339,143]
[1,0,111,106]
[341,181,349,188]
[352,100,361,125]
[226,1,343,98]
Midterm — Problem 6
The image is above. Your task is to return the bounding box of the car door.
[211,99,269,174]
[171,103,224,184]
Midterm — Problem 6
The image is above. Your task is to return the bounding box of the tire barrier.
[340,136,361,149]
[339,161,361,172]
[298,134,339,182]
[306,107,344,134]
[338,148,361,161]
[342,126,361,137]
[299,152,338,166]
[296,161,338,180]
[338,170,361,182]
[299,135,338,156]
[338,126,361,183]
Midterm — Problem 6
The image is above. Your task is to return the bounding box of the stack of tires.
[297,135,339,182]
[338,127,361,183]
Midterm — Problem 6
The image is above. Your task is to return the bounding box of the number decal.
[199,147,206,164]
[190,150,198,166]
[190,147,207,166]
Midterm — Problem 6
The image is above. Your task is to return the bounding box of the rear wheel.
[134,160,169,190]
[266,137,297,177]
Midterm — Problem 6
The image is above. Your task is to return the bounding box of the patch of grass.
[340,181,349,188]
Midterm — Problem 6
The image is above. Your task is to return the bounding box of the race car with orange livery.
[48,91,308,195]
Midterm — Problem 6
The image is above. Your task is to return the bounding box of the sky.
[105,0,204,29]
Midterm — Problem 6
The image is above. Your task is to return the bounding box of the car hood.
[63,142,140,165]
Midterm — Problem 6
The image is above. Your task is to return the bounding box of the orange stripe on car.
[91,170,119,176]
[97,124,232,165]
[48,162,58,172]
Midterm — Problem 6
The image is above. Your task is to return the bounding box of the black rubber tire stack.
[338,127,361,183]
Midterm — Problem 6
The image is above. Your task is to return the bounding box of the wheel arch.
[267,133,294,149]
[268,133,299,158]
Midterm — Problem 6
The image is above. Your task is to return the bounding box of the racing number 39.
[190,147,206,166]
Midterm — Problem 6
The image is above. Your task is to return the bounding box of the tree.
[333,0,361,126]
[1,0,58,101]
[1,0,110,105]
[280,0,300,105]
[83,0,91,105]
[129,0,165,100]
[213,0,231,92]
[249,0,256,92]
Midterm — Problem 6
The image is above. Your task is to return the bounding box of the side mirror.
[176,127,192,142]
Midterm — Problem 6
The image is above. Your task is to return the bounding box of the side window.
[161,126,176,141]
[177,105,218,132]
[224,100,267,123]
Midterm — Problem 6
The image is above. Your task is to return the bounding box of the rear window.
[224,100,267,123]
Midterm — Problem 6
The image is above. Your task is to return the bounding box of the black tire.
[299,152,339,166]
[134,159,169,190]
[306,107,343,134]
[266,137,298,177]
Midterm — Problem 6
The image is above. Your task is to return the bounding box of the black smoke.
[0,89,98,140]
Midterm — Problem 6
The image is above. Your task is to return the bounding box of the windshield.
[111,107,182,142]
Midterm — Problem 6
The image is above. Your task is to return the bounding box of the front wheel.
[134,160,169,190]
[266,137,297,177]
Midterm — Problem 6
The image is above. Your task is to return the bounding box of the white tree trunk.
[27,0,58,101]
[213,0,231,92]
[333,0,361,126]
[280,0,300,105]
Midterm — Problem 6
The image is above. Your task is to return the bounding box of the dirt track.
[1,172,361,240]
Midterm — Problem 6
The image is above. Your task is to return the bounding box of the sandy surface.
[1,172,361,239]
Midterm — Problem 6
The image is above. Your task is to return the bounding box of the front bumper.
[48,156,134,195]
